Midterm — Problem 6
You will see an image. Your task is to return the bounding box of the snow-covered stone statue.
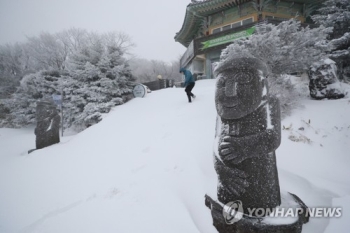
[213,54,281,210]
[309,58,346,100]
[35,100,60,149]
[205,52,309,233]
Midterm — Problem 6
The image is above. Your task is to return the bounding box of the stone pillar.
[35,100,60,149]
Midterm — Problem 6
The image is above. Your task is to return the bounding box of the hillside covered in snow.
[0,79,350,233]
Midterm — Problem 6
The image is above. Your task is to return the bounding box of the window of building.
[242,18,253,25]
[212,28,221,34]
[222,25,231,31]
[211,17,254,34]
[274,16,289,21]
[265,15,290,21]
[231,22,241,28]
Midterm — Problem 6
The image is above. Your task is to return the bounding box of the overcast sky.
[0,0,191,63]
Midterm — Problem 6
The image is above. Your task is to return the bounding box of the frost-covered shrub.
[268,75,304,117]
[1,70,67,127]
[64,36,135,130]
[343,65,350,82]
[311,0,350,39]
[0,30,136,131]
[221,20,330,76]
[312,0,350,82]
[0,100,11,127]
[219,19,331,117]
[328,33,350,82]
[73,103,103,129]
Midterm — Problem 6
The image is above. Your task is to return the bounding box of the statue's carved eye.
[220,70,257,84]
[232,73,254,84]
[216,76,226,88]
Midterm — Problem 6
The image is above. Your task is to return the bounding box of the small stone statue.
[35,100,60,149]
[205,52,308,233]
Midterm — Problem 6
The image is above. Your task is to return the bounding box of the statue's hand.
[215,162,249,197]
[219,136,255,164]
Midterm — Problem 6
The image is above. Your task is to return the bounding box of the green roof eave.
[174,0,323,47]
[174,0,251,47]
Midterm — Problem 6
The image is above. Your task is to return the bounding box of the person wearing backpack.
[180,68,196,103]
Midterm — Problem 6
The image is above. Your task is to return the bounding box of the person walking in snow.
[180,68,196,103]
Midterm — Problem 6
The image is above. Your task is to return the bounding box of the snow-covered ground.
[0,80,349,233]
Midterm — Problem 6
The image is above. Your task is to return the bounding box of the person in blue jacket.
[180,68,196,103]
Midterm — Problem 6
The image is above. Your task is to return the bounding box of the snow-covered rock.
[308,58,346,99]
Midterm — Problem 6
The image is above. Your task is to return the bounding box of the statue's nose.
[225,81,237,97]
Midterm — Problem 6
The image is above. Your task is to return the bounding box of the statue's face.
[36,102,57,121]
[215,69,263,119]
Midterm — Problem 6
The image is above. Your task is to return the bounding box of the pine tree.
[65,32,135,130]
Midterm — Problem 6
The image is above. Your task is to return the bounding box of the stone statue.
[205,52,308,233]
[35,100,60,149]
[214,54,281,212]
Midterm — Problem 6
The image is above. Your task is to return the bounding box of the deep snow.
[0,79,349,233]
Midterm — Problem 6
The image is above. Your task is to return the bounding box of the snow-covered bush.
[268,75,305,117]
[65,33,135,130]
[311,0,350,39]
[0,43,25,98]
[312,0,350,82]
[219,19,330,117]
[0,99,12,127]
[1,30,136,131]
[221,19,330,76]
[327,32,350,82]
[0,70,68,127]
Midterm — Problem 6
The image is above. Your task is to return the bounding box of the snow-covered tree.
[25,32,69,70]
[311,0,350,39]
[221,19,331,75]
[65,32,135,130]
[328,32,350,81]
[1,70,68,127]
[129,58,181,83]
[312,0,350,82]
[220,19,331,116]
[1,30,136,131]
[0,43,25,98]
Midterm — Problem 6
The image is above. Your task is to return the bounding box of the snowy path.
[0,80,349,233]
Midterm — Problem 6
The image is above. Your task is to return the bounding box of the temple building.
[175,0,321,79]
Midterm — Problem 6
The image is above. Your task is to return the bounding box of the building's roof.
[175,0,323,47]
[175,0,250,47]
